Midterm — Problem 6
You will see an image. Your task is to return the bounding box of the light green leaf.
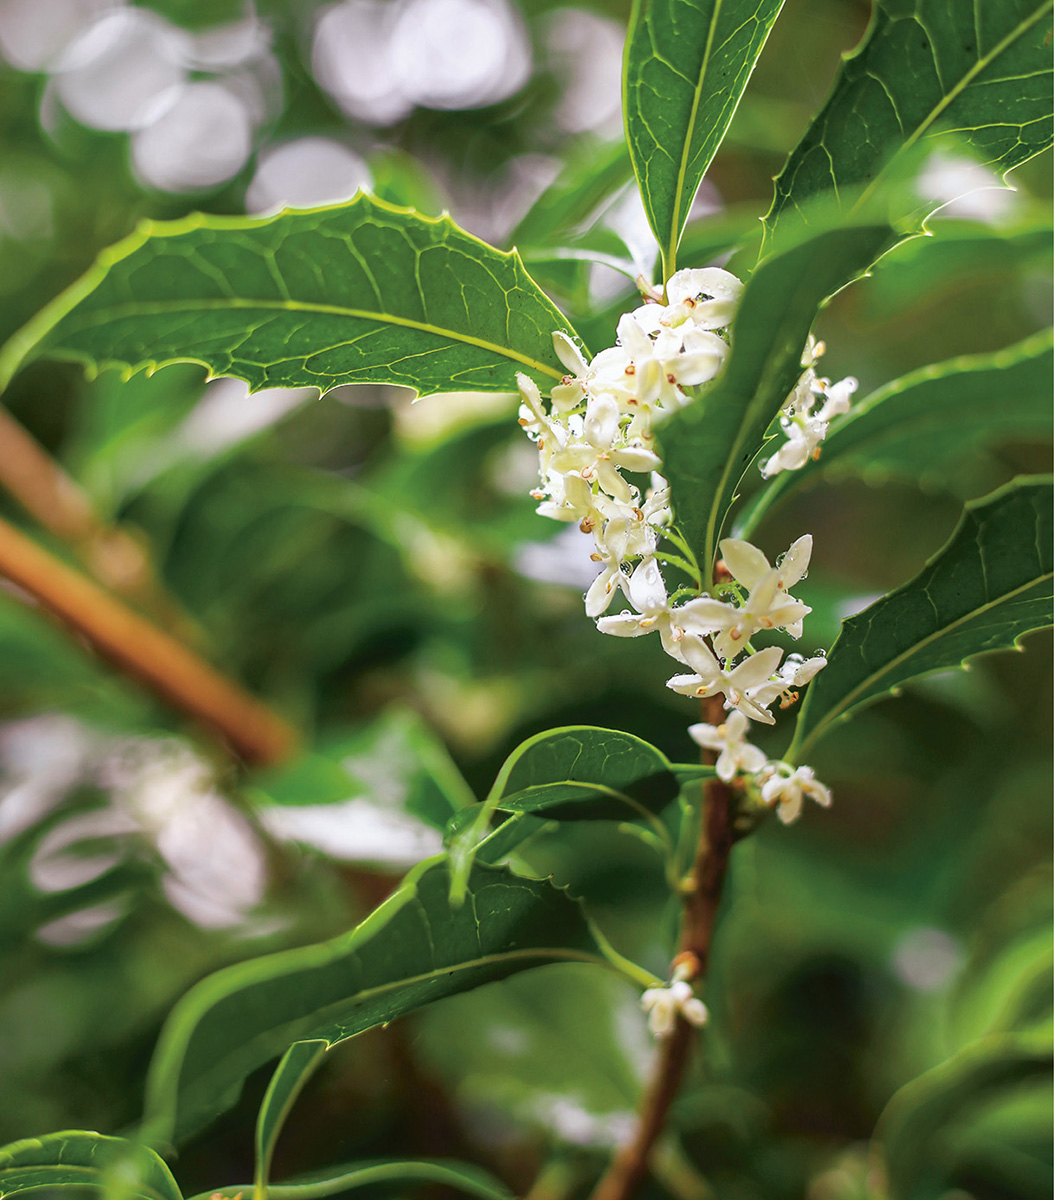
[143,856,612,1145]
[767,0,1054,233]
[255,1041,328,1200]
[0,1132,181,1200]
[737,329,1054,537]
[487,726,697,822]
[789,478,1054,758]
[660,221,893,578]
[0,194,576,400]
[190,1160,512,1200]
[876,1032,1052,1200]
[623,0,787,277]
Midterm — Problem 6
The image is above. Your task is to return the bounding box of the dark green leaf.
[876,1032,1052,1200]
[255,1042,328,1196]
[789,478,1054,757]
[143,856,609,1144]
[0,195,576,399]
[738,329,1054,537]
[767,0,1054,234]
[624,0,786,276]
[660,222,893,577]
[0,1132,181,1200]
[487,726,692,821]
[190,1160,512,1200]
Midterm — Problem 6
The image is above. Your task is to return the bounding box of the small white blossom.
[745,652,827,711]
[758,762,832,824]
[640,978,708,1039]
[687,710,767,782]
[667,641,785,724]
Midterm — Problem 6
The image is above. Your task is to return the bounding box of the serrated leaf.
[0,195,576,400]
[0,1132,182,1200]
[660,221,893,577]
[255,1041,328,1198]
[876,1032,1052,1200]
[738,329,1054,537]
[789,478,1054,758]
[487,725,695,822]
[767,0,1054,234]
[623,0,786,276]
[189,1159,513,1200]
[143,856,609,1145]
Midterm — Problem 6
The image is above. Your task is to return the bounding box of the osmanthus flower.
[640,961,708,1039]
[660,267,744,330]
[758,762,832,824]
[745,652,827,712]
[720,535,812,634]
[616,311,728,408]
[596,557,688,659]
[688,710,767,782]
[667,641,785,724]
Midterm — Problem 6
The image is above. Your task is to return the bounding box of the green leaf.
[190,1160,512,1200]
[0,1132,182,1200]
[0,194,576,399]
[487,725,694,822]
[255,1042,328,1200]
[789,477,1054,758]
[660,221,893,577]
[737,329,1054,537]
[767,0,1054,234]
[623,0,787,277]
[143,856,611,1145]
[876,1032,1052,1200]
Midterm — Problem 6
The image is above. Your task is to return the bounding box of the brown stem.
[0,514,299,765]
[589,696,735,1200]
[0,406,200,639]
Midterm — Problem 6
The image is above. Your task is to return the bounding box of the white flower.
[640,979,708,1039]
[745,652,827,711]
[616,312,727,407]
[687,710,768,782]
[758,762,832,824]
[662,267,743,330]
[584,542,629,618]
[666,641,785,724]
[596,558,685,659]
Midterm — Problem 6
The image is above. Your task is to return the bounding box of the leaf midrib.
[851,2,1054,212]
[46,298,564,380]
[796,568,1053,755]
[666,0,724,278]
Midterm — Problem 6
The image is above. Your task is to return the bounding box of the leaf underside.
[623,0,786,274]
[790,477,1054,756]
[0,194,576,400]
[144,857,604,1145]
[767,0,1054,232]
[660,221,893,577]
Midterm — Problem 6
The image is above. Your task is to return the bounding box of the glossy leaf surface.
[144,856,606,1144]
[790,478,1054,756]
[660,221,892,576]
[767,0,1054,231]
[0,1132,181,1200]
[0,195,575,398]
[738,330,1054,536]
[624,0,786,275]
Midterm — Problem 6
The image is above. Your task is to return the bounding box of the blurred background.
[0,0,1050,1196]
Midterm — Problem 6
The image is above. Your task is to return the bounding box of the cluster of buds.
[761,337,858,477]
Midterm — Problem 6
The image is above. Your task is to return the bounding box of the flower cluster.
[640,959,708,1039]
[689,710,831,824]
[760,337,857,477]
[517,266,836,793]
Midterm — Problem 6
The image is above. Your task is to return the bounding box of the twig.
[589,695,735,1200]
[0,514,299,765]
[0,406,199,638]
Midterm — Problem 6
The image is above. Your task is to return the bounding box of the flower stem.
[588,695,736,1200]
